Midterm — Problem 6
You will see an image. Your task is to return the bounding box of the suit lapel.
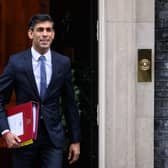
[23,50,61,101]
[44,51,59,99]
[24,49,40,98]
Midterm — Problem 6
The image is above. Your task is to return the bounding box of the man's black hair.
[28,14,54,30]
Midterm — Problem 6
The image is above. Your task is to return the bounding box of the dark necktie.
[39,56,47,99]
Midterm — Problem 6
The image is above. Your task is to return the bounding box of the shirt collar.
[31,47,51,62]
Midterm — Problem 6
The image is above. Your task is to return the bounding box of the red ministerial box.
[0,101,39,147]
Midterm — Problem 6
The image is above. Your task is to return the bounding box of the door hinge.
[97,104,99,126]
[97,20,99,41]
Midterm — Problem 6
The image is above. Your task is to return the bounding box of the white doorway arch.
[98,0,106,168]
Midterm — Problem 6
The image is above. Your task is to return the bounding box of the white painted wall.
[136,0,154,167]
[98,0,154,167]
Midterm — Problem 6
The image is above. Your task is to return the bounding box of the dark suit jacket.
[0,49,80,148]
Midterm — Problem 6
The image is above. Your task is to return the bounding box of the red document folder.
[0,101,39,147]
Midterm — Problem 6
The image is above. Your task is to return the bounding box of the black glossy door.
[50,1,98,168]
[155,0,168,167]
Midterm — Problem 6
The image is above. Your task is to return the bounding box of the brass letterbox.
[138,49,152,82]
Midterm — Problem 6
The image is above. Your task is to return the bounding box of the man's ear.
[28,29,33,39]
[52,31,55,40]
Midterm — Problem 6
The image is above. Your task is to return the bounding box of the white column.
[104,0,136,167]
[99,0,154,167]
[98,0,106,167]
[136,0,154,168]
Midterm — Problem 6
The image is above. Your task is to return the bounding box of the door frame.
[98,0,106,168]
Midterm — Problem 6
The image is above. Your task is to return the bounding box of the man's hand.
[2,131,21,148]
[68,143,80,164]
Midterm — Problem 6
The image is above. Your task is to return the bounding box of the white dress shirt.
[31,47,52,94]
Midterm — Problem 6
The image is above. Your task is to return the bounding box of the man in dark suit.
[0,14,80,168]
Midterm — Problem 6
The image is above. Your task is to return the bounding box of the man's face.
[28,21,55,53]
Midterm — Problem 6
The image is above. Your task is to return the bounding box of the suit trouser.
[12,119,63,168]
